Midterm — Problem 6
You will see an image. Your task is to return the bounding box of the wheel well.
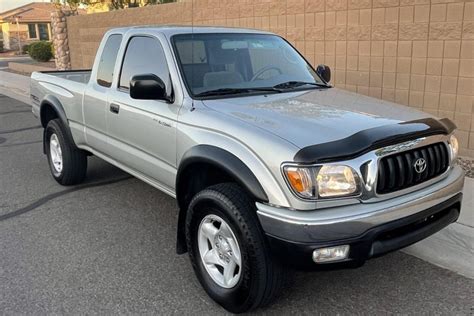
[40,102,59,128]
[176,161,260,254]
[177,162,239,212]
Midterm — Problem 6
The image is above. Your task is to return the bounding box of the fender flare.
[40,95,76,154]
[175,145,268,254]
[40,95,69,128]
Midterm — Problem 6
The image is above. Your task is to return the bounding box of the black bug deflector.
[293,118,456,164]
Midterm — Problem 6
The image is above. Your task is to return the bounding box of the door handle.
[110,103,120,114]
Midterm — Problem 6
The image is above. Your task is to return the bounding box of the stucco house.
[0,2,82,51]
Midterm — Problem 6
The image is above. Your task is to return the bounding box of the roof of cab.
[105,25,274,37]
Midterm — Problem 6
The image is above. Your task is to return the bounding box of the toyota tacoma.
[30,26,464,313]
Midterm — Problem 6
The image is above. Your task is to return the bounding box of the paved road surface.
[1,94,473,314]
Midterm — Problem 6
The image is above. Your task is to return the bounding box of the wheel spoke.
[223,260,237,286]
[218,221,234,239]
[227,238,241,263]
[203,249,220,266]
[51,144,58,157]
[201,222,219,241]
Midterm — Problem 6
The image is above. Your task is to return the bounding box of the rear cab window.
[96,34,123,87]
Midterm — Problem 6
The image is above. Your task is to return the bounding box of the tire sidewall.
[186,191,264,313]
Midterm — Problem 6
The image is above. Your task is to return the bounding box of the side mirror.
[316,64,331,84]
[130,74,171,102]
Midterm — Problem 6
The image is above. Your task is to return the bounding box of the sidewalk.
[0,70,30,104]
[0,70,473,279]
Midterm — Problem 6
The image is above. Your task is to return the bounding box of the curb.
[403,222,474,279]
[403,177,474,279]
[8,62,53,74]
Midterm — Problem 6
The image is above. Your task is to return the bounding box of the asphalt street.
[1,94,473,314]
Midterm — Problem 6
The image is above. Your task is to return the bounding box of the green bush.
[22,43,30,54]
[0,40,4,53]
[28,41,53,62]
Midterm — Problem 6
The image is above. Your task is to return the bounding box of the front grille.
[376,142,450,194]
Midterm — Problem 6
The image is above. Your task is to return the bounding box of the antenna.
[191,0,195,111]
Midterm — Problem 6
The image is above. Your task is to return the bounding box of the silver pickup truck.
[31,26,464,313]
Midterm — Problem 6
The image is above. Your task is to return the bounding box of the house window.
[38,24,49,41]
[28,24,37,39]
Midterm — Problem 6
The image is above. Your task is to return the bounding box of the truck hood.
[202,88,432,149]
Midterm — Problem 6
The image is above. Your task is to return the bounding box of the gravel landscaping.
[458,157,474,178]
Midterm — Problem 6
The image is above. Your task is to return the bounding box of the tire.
[45,119,87,185]
[186,183,284,313]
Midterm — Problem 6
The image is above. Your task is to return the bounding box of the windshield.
[172,33,327,98]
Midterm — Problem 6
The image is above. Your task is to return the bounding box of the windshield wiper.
[195,87,281,97]
[194,81,329,98]
[272,81,329,90]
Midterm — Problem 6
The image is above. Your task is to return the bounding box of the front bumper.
[257,166,464,267]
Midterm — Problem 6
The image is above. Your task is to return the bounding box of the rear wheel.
[186,183,283,313]
[45,119,87,185]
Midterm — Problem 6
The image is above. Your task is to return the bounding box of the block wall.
[66,0,474,156]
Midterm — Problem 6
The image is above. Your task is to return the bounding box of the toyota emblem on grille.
[414,158,427,174]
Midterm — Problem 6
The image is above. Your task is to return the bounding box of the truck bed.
[30,69,92,121]
[37,69,92,84]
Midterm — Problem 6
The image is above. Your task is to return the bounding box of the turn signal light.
[284,167,314,198]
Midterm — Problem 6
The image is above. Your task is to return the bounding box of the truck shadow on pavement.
[0,174,132,221]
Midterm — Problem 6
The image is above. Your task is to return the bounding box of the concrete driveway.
[1,94,473,314]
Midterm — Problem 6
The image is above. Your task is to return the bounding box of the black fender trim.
[294,118,456,164]
[176,145,268,205]
[175,145,269,254]
[40,95,76,154]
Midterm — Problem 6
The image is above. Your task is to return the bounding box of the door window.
[119,36,171,95]
[96,34,122,88]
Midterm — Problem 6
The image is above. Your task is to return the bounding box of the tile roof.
[0,2,84,23]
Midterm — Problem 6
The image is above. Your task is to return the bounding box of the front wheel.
[186,183,283,313]
[45,119,87,185]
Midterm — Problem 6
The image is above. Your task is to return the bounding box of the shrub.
[0,40,4,53]
[28,41,53,62]
[22,43,30,54]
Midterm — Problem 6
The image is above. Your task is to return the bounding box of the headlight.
[283,165,360,199]
[449,134,459,161]
[316,165,359,198]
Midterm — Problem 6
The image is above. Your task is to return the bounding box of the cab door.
[83,34,122,152]
[106,35,178,192]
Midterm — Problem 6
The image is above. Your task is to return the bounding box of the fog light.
[312,245,350,263]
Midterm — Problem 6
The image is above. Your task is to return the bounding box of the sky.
[0,0,51,13]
